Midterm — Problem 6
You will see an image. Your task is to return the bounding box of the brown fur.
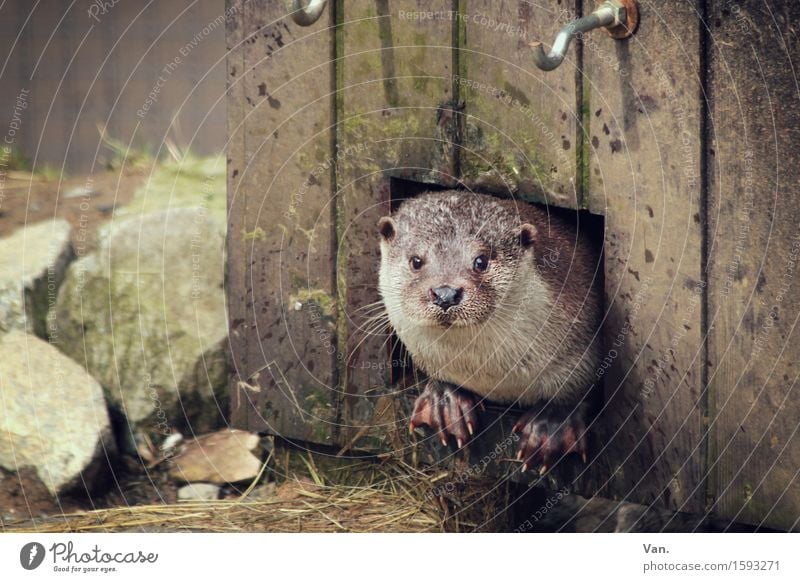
[378,191,602,407]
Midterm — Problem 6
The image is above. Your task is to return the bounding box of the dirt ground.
[0,454,177,528]
[0,167,147,250]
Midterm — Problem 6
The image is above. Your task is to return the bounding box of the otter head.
[377,192,538,330]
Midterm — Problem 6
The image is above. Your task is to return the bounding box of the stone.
[0,331,115,495]
[0,219,72,337]
[245,481,277,501]
[52,207,228,439]
[177,482,221,502]
[63,186,99,199]
[169,429,262,485]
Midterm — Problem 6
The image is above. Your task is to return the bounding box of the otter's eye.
[473,255,489,273]
[410,256,424,271]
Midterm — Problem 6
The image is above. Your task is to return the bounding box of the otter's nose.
[430,286,463,311]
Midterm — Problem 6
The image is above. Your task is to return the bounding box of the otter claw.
[515,404,588,473]
[409,380,482,448]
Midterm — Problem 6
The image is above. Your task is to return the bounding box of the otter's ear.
[378,216,396,242]
[514,223,537,249]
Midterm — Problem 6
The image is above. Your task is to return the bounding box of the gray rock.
[52,207,228,438]
[63,186,99,200]
[0,331,115,495]
[177,482,221,502]
[0,219,73,337]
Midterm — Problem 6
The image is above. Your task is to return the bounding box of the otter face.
[377,192,537,329]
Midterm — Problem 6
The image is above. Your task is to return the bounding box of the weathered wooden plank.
[336,0,457,450]
[229,0,339,445]
[707,0,800,531]
[460,0,580,209]
[585,0,706,514]
[225,0,248,426]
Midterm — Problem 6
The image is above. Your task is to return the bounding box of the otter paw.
[409,381,483,448]
[512,405,588,474]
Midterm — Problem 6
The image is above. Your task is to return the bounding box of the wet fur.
[378,191,602,407]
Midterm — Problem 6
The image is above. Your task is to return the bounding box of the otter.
[377,190,602,472]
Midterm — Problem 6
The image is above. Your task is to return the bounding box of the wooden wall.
[707,0,800,532]
[227,0,800,531]
[0,0,226,174]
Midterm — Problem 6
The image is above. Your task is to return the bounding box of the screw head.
[600,0,639,39]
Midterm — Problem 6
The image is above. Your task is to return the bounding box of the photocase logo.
[19,542,46,570]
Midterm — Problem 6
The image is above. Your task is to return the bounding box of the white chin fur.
[398,313,472,330]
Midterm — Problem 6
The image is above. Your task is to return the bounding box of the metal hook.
[531,0,638,71]
[290,0,327,26]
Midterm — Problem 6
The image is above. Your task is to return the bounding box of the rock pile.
[0,203,233,505]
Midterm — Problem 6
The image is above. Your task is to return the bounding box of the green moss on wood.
[578,79,592,209]
[460,119,552,201]
[242,226,267,241]
[289,287,337,318]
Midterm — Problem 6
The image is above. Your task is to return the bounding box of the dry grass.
[3,456,506,533]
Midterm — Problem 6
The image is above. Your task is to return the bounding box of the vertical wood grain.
[229,0,340,445]
[460,0,581,209]
[584,0,707,514]
[707,0,800,531]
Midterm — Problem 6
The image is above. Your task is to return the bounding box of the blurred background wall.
[0,0,227,174]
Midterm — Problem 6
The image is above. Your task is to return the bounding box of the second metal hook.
[531,0,638,71]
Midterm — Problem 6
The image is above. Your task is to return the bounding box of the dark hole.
[388,176,449,212]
